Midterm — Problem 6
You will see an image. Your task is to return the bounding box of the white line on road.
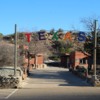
[0,97,6,99]
[5,89,18,99]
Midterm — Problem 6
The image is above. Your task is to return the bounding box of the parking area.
[0,89,18,99]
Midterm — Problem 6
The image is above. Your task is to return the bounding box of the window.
[80,58,86,64]
[83,58,86,64]
[80,59,83,64]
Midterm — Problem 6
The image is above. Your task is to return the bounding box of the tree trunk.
[35,55,37,68]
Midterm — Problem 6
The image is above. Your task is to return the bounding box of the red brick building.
[70,51,91,70]
[60,51,92,70]
[29,53,44,68]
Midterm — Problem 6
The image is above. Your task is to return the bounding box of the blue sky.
[0,0,100,35]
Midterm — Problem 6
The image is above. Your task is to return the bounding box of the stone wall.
[0,75,20,88]
[0,66,23,88]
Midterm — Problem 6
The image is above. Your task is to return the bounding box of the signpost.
[14,24,17,76]
[92,20,98,84]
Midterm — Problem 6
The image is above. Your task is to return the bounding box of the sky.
[0,0,100,35]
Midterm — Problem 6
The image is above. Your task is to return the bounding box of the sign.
[25,33,31,42]
[38,32,46,40]
[25,31,86,42]
[64,32,72,41]
[78,32,86,42]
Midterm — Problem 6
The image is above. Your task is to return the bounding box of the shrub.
[0,43,14,67]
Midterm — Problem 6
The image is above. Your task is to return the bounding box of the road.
[22,67,90,88]
[0,66,100,100]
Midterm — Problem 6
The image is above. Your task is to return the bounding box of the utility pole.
[93,20,98,81]
[14,24,17,76]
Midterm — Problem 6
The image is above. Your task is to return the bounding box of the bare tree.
[81,16,100,58]
[81,16,100,32]
[0,42,14,67]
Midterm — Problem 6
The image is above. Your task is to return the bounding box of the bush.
[76,66,87,73]
[0,43,14,67]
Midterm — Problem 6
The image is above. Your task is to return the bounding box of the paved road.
[0,66,100,100]
[22,67,90,88]
[7,87,100,100]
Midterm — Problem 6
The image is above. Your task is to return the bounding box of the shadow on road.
[28,62,91,87]
[44,61,61,67]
